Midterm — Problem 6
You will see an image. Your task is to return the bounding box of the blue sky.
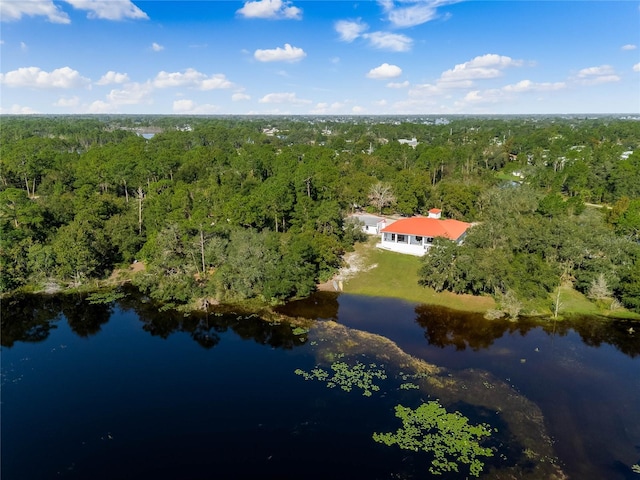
[1,0,639,115]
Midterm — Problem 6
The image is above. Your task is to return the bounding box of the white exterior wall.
[377,233,430,256]
[362,219,387,235]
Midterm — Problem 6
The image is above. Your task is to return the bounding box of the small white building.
[351,214,387,235]
[398,137,419,148]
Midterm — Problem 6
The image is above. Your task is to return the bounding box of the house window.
[426,237,434,243]
[397,234,407,243]
[416,236,422,242]
[391,233,396,241]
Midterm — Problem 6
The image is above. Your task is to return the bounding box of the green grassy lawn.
[549,285,640,319]
[342,237,496,313]
[341,237,640,319]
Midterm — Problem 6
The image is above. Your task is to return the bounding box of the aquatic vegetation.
[295,360,387,396]
[399,371,430,381]
[291,326,309,336]
[399,382,419,390]
[373,401,495,477]
[86,290,126,304]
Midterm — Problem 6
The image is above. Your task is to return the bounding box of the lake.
[2,290,639,479]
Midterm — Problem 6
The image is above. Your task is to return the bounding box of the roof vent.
[428,208,442,219]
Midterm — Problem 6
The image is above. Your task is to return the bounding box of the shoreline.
[5,246,640,321]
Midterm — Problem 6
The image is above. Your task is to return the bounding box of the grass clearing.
[551,285,640,319]
[341,237,495,313]
[340,237,640,319]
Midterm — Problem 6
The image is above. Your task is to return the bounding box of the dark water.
[2,291,639,479]
[278,292,640,480]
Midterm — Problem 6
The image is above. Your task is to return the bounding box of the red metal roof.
[428,208,442,213]
[380,217,470,240]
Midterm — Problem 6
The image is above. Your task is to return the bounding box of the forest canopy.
[1,115,639,312]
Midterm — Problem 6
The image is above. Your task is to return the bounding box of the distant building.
[398,137,419,148]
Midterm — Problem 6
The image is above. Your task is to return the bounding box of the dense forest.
[1,115,639,313]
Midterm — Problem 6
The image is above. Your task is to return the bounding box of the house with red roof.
[378,210,471,256]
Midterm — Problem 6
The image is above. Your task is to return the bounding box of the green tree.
[0,188,44,231]
[52,220,106,285]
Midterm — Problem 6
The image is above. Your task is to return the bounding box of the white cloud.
[1,104,40,114]
[20,42,28,52]
[237,0,301,20]
[232,92,251,101]
[352,105,365,113]
[86,70,238,113]
[576,65,620,85]
[96,71,130,85]
[367,63,402,79]
[172,99,220,114]
[582,75,621,85]
[87,100,116,113]
[258,92,311,105]
[363,31,413,52]
[460,89,501,104]
[380,0,461,28]
[53,96,80,107]
[622,44,637,50]
[452,79,566,111]
[335,19,368,42]
[153,69,234,90]
[200,74,234,90]
[634,63,640,72]
[86,82,153,112]
[173,99,195,112]
[0,66,90,88]
[578,65,615,77]
[0,0,148,23]
[440,54,523,83]
[502,79,565,93]
[408,82,442,97]
[254,43,306,62]
[334,17,412,51]
[151,42,164,52]
[387,80,410,88]
[64,0,148,21]
[0,0,70,24]
[105,82,153,105]
[310,101,348,114]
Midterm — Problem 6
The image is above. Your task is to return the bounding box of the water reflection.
[274,291,340,320]
[414,304,536,351]
[414,304,640,357]
[2,291,305,351]
[546,314,640,358]
[62,297,113,338]
[278,292,640,358]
